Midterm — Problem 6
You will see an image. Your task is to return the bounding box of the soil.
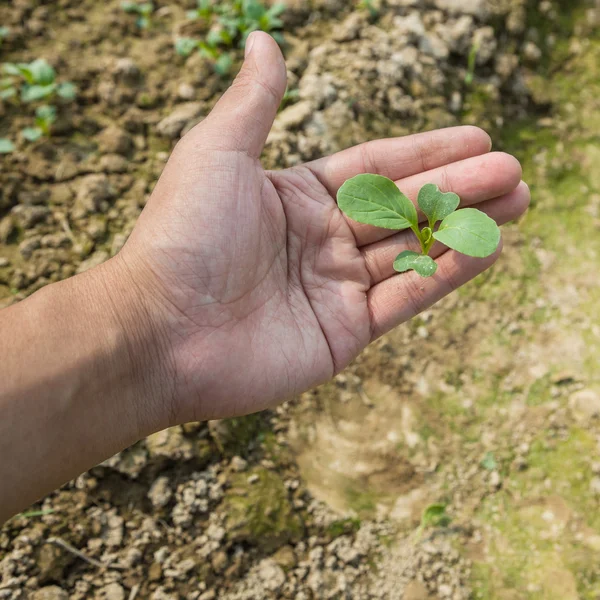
[1,0,600,599]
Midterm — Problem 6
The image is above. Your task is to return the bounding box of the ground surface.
[1,0,600,599]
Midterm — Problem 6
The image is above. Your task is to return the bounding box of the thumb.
[201,32,287,158]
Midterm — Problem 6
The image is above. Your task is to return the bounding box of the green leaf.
[56,82,77,100]
[337,174,418,230]
[0,87,16,100]
[175,37,199,57]
[2,63,22,77]
[421,503,451,529]
[22,127,43,142]
[481,452,497,471]
[393,251,438,278]
[21,83,56,102]
[0,138,15,154]
[121,1,138,12]
[214,52,233,75]
[417,183,460,227]
[28,59,56,85]
[433,208,500,258]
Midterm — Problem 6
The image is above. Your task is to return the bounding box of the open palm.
[121,33,529,424]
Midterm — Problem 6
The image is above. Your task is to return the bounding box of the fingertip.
[462,125,493,152]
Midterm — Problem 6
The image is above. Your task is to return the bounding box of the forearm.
[0,258,170,523]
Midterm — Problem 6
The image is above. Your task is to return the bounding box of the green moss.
[223,467,303,552]
[326,517,361,539]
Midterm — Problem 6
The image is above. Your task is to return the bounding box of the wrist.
[80,254,177,436]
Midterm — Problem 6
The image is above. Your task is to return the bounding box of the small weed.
[481,452,498,471]
[417,503,452,537]
[0,27,9,49]
[0,138,14,153]
[22,105,57,142]
[178,0,286,76]
[121,1,154,29]
[1,59,76,103]
[465,41,480,86]
[338,175,501,277]
[358,0,380,19]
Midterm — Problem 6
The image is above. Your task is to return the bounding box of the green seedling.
[337,174,501,278]
[179,0,286,75]
[22,105,57,142]
[465,41,480,86]
[121,1,154,29]
[0,138,15,153]
[1,59,76,103]
[418,503,451,537]
[280,85,299,111]
[358,0,380,19]
[481,451,497,471]
[0,27,9,49]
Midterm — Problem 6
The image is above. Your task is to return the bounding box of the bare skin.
[0,33,529,522]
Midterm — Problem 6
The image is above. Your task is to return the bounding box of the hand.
[116,32,529,425]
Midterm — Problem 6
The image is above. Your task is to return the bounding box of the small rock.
[199,592,216,600]
[211,550,228,574]
[177,82,196,100]
[19,236,41,259]
[403,580,432,600]
[247,474,259,484]
[76,250,109,274]
[419,33,449,59]
[95,583,125,600]
[0,257,9,268]
[230,456,248,472]
[31,587,69,600]
[112,58,141,85]
[75,174,116,215]
[272,545,297,569]
[148,476,173,508]
[100,154,129,173]
[275,100,313,130]
[96,126,133,155]
[569,389,600,421]
[156,102,204,138]
[433,0,487,18]
[591,477,600,496]
[489,471,502,490]
[473,27,497,64]
[523,41,542,63]
[258,559,286,592]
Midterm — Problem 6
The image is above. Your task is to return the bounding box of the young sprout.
[2,59,76,103]
[337,174,501,278]
[22,105,57,142]
[358,0,380,19]
[121,1,154,29]
[465,41,480,86]
[0,138,15,154]
[0,27,9,49]
[417,503,451,538]
[178,0,286,76]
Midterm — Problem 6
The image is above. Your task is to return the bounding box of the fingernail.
[245,32,257,58]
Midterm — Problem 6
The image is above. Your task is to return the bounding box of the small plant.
[465,41,480,86]
[280,85,299,111]
[0,138,15,154]
[481,452,497,471]
[22,105,57,141]
[418,503,452,537]
[121,1,154,29]
[337,174,501,278]
[1,59,76,103]
[358,0,380,19]
[0,26,9,49]
[178,0,286,75]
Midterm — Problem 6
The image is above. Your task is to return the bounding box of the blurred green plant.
[22,105,57,142]
[177,0,286,76]
[358,0,380,19]
[1,59,76,103]
[0,27,9,49]
[465,41,480,86]
[417,503,452,538]
[121,1,155,29]
[0,138,15,154]
[1,59,75,143]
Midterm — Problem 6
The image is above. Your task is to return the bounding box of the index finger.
[303,126,493,196]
